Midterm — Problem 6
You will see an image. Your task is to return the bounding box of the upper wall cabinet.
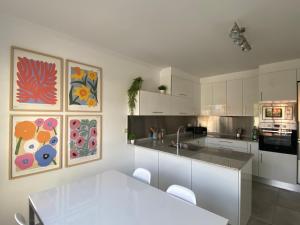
[172,76,193,98]
[134,91,171,115]
[243,77,259,116]
[200,83,213,115]
[211,82,227,116]
[170,96,194,115]
[259,70,297,101]
[227,79,243,116]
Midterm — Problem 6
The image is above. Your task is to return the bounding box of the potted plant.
[128,133,136,144]
[158,85,167,94]
[128,77,143,115]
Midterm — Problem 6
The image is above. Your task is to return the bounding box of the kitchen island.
[133,136,253,225]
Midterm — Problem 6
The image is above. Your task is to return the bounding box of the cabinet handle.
[249,144,252,153]
[179,93,187,96]
[260,92,263,101]
[260,152,263,163]
[152,112,163,114]
[220,140,233,144]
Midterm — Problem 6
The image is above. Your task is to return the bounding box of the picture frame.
[66,60,102,112]
[66,115,102,167]
[9,115,62,179]
[10,46,63,111]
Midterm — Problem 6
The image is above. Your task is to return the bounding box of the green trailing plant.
[158,85,167,91]
[128,133,136,140]
[128,77,143,115]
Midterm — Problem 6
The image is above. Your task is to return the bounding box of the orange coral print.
[16,57,57,104]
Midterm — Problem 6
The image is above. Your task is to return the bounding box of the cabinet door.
[212,82,227,116]
[192,160,239,225]
[158,152,192,191]
[171,96,193,115]
[172,76,193,98]
[259,70,297,101]
[135,147,159,187]
[192,83,201,115]
[247,142,259,176]
[259,151,297,184]
[243,77,258,116]
[200,83,213,115]
[227,79,243,116]
[139,91,171,115]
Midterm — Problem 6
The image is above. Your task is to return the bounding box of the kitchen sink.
[168,142,200,151]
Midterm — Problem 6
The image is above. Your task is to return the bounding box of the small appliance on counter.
[186,126,207,138]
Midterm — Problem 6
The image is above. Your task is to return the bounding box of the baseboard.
[253,175,300,193]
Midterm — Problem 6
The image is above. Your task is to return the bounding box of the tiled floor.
[248,182,300,225]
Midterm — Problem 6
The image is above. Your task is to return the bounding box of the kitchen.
[128,59,300,225]
[1,1,300,225]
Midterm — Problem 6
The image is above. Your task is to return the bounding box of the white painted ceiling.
[1,0,300,77]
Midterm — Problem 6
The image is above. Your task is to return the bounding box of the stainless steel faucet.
[176,126,185,155]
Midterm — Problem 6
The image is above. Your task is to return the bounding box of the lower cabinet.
[134,146,159,187]
[248,142,259,176]
[258,150,297,184]
[192,159,252,225]
[158,152,192,191]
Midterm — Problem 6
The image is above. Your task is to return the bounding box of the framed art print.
[66,60,102,112]
[10,46,63,111]
[10,115,62,179]
[66,115,102,167]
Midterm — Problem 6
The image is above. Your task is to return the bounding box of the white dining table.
[29,170,228,225]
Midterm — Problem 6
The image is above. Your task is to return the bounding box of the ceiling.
[1,0,300,77]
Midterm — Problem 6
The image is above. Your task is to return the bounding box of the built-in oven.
[258,101,298,155]
[259,124,297,155]
[259,101,297,155]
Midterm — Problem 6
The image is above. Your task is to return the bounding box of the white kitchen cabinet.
[192,159,252,225]
[158,152,192,191]
[259,150,297,184]
[170,95,194,115]
[259,69,297,101]
[138,90,171,115]
[243,77,259,116]
[247,142,259,176]
[192,83,201,115]
[134,146,159,187]
[200,83,213,115]
[212,82,227,115]
[171,76,193,98]
[227,79,243,116]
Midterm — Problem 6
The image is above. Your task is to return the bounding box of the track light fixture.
[229,22,251,52]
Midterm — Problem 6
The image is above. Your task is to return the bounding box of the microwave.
[259,102,296,123]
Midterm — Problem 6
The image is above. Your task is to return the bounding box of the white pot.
[130,140,135,144]
[159,90,166,94]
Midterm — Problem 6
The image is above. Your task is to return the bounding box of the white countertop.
[29,170,228,225]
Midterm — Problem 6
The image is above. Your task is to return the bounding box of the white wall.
[0,14,161,224]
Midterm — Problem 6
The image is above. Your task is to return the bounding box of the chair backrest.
[166,185,197,205]
[133,168,151,184]
[14,213,26,225]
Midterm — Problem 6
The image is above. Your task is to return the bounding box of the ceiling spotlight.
[229,22,252,52]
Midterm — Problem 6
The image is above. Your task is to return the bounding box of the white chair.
[133,168,151,184]
[14,213,26,225]
[166,185,197,205]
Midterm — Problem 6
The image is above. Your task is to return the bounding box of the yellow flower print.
[88,71,97,81]
[71,67,85,80]
[74,85,90,101]
[87,98,97,107]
